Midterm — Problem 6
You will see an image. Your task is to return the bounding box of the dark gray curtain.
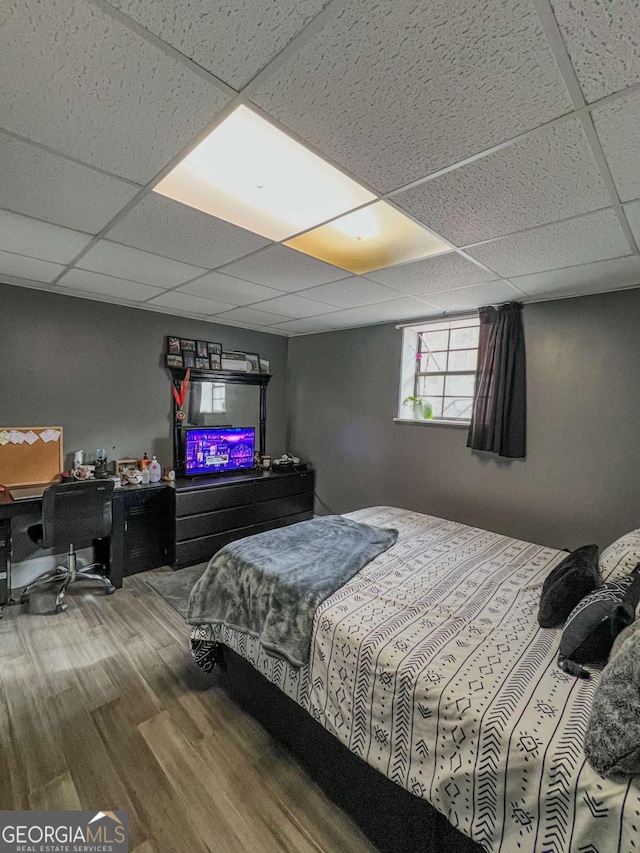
[467,302,526,458]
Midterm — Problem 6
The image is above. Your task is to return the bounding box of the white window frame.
[395,314,480,426]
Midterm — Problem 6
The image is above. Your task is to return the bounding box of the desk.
[0,482,173,607]
[0,468,314,608]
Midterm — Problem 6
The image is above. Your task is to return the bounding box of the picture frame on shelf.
[245,352,261,374]
[166,353,184,368]
[207,342,222,357]
[182,351,195,368]
[221,351,248,371]
[180,338,195,351]
[260,359,270,374]
[196,340,208,358]
[167,336,181,354]
[114,458,139,477]
[195,357,210,370]
[209,352,222,370]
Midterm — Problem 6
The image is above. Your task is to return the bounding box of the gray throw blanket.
[187,515,398,667]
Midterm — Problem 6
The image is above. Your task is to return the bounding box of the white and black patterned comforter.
[190,506,640,853]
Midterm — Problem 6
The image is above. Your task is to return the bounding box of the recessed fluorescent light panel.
[154,105,375,242]
[284,201,451,274]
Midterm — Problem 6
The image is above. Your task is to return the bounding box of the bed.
[190,506,640,853]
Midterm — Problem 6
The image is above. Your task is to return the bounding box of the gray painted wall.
[287,288,640,552]
[0,281,288,574]
[0,282,287,466]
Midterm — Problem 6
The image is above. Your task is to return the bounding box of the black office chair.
[20,480,116,614]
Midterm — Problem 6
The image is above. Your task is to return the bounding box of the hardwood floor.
[0,569,377,853]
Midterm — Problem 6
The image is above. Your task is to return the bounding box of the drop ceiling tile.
[108,0,332,90]
[214,306,292,327]
[270,308,375,333]
[57,269,165,302]
[356,297,439,323]
[146,291,236,315]
[0,0,230,183]
[551,0,640,102]
[367,253,498,295]
[77,240,207,287]
[623,200,640,245]
[317,308,372,328]
[222,244,349,291]
[509,256,640,300]
[301,277,400,308]
[593,93,640,203]
[0,249,64,283]
[251,0,571,193]
[254,293,344,318]
[178,272,283,305]
[394,120,609,245]
[0,133,141,233]
[212,317,290,336]
[467,209,630,277]
[0,210,92,263]
[426,281,523,312]
[270,316,344,335]
[107,194,269,268]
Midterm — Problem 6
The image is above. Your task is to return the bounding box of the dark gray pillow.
[584,619,640,779]
[558,569,640,676]
[538,544,600,628]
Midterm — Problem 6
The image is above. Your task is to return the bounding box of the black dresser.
[173,467,315,569]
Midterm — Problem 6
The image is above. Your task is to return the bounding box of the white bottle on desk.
[148,456,162,483]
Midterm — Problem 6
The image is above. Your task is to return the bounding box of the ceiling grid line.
[88,0,237,96]
[0,126,144,189]
[28,0,640,287]
[459,205,615,251]
[529,0,639,257]
[3,0,640,334]
[46,0,353,289]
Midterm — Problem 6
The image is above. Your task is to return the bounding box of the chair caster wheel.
[20,592,30,605]
[54,603,68,614]
[106,585,116,595]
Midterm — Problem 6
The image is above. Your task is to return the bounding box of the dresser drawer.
[176,505,255,541]
[176,483,255,517]
[254,471,314,502]
[253,511,313,535]
[254,493,313,523]
[176,526,254,568]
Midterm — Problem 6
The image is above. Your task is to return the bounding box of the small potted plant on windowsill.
[403,397,433,420]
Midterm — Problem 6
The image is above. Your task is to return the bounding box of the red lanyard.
[171,367,191,409]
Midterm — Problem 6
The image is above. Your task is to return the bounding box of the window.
[199,382,226,414]
[398,316,480,423]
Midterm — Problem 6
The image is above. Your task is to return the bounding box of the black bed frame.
[213,647,483,853]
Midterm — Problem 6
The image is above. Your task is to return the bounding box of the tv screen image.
[184,427,255,475]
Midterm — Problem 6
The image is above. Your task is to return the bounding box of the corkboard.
[0,427,64,487]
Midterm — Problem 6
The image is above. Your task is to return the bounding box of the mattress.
[190,506,640,853]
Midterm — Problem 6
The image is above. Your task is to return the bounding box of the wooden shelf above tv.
[168,367,271,387]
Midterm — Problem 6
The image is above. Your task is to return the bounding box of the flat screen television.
[183,427,255,476]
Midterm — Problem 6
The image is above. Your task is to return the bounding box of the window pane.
[448,348,477,371]
[443,397,474,419]
[417,374,444,397]
[450,326,479,350]
[418,350,447,372]
[445,374,475,397]
[419,329,449,351]
[421,397,443,418]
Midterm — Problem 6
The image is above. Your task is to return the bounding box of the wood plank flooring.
[0,570,377,853]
